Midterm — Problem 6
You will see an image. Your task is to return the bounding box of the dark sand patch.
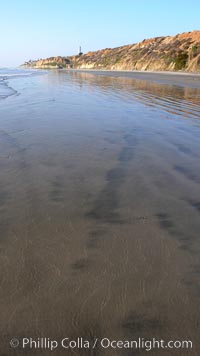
[174,165,200,183]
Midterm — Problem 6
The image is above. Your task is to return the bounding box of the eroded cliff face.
[71,31,200,72]
[23,31,200,72]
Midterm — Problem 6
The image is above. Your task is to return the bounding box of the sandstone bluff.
[23,31,200,72]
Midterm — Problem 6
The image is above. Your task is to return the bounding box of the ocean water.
[0,67,38,78]
[0,68,42,99]
[0,69,200,355]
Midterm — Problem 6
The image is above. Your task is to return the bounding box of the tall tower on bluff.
[78,46,83,55]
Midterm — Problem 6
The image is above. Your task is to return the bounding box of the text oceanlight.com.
[10,337,193,351]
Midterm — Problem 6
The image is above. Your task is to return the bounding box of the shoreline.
[69,68,200,76]
[21,66,200,88]
[66,68,200,89]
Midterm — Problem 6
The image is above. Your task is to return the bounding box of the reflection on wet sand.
[0,71,200,355]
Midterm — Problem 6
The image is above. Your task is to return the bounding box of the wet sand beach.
[0,70,200,355]
[69,69,200,88]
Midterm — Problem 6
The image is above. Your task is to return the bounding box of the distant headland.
[22,31,200,72]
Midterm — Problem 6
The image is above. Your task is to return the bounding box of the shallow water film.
[0,70,200,355]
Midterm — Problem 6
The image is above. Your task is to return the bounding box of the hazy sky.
[0,0,199,67]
